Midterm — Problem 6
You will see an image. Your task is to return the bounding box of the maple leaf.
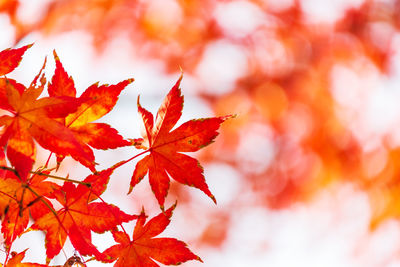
[1,250,84,266]
[0,169,60,249]
[31,168,136,261]
[0,66,90,178]
[0,44,32,76]
[48,51,133,169]
[0,152,21,217]
[129,76,230,207]
[0,78,25,111]
[2,250,48,267]
[102,204,201,267]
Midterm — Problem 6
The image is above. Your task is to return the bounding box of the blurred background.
[3,0,400,266]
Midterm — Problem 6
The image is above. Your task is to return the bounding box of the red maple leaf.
[0,44,32,76]
[0,168,60,249]
[129,76,230,207]
[102,203,201,267]
[48,51,133,169]
[31,168,136,261]
[0,62,90,178]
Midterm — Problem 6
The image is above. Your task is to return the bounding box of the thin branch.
[32,171,91,187]
[24,186,58,220]
[0,166,18,176]
[0,166,91,187]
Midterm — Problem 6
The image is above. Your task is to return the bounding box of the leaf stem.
[44,152,53,168]
[110,149,150,170]
[32,171,91,187]
[24,186,59,220]
[0,166,18,176]
[0,190,17,202]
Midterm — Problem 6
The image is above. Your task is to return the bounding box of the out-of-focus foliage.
[3,0,400,252]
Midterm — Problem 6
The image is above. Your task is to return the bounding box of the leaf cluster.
[0,45,228,266]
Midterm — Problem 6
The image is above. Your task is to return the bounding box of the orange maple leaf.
[2,250,83,266]
[2,250,48,267]
[0,150,20,215]
[0,168,60,249]
[48,51,133,169]
[129,76,230,207]
[102,204,201,267]
[0,78,25,111]
[31,169,136,262]
[0,140,60,249]
[0,63,91,178]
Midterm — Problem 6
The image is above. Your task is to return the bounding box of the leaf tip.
[127,186,133,195]
[89,165,97,173]
[176,73,183,87]
[211,195,217,205]
[196,255,204,263]
[178,66,184,76]
[140,206,146,216]
[52,49,60,62]
[221,114,236,121]
[25,43,34,50]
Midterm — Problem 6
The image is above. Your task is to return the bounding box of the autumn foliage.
[0,45,228,266]
[3,0,400,265]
